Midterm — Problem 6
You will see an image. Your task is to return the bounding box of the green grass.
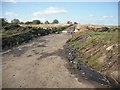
[68,29,118,71]
[89,31,117,42]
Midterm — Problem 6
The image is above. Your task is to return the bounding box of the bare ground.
[2,33,105,88]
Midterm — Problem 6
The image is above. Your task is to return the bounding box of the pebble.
[106,45,113,51]
[27,55,32,57]
[108,62,111,65]
[103,45,106,47]
[38,34,40,36]
[77,66,81,70]
[18,48,22,51]
[75,78,78,81]
[73,61,76,64]
[82,72,85,75]
[32,49,35,52]
[35,52,39,54]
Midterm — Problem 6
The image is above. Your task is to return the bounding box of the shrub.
[25,21,32,24]
[32,20,41,24]
[45,21,50,24]
[11,19,20,24]
[101,27,109,32]
[0,18,8,27]
[52,19,59,24]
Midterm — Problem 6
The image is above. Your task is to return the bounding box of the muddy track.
[2,26,109,88]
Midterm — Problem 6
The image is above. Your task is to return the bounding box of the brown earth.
[2,32,107,88]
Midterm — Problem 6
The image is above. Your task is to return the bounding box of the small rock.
[77,66,81,70]
[70,61,73,63]
[104,68,107,70]
[75,78,78,81]
[106,45,113,51]
[32,49,35,52]
[82,72,85,75]
[27,55,32,57]
[102,78,106,81]
[108,62,112,65]
[74,29,78,33]
[104,45,106,47]
[35,52,39,54]
[73,61,76,64]
[18,48,22,51]
[38,34,40,36]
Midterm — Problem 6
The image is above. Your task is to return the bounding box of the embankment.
[65,25,119,88]
[1,24,72,51]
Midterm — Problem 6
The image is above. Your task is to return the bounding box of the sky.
[1,1,118,25]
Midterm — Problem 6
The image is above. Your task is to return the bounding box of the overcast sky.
[1,0,118,25]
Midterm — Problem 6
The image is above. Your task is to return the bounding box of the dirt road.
[2,31,104,88]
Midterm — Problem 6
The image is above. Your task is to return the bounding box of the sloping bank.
[2,25,72,51]
[65,28,119,88]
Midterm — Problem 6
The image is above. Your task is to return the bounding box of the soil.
[2,31,110,88]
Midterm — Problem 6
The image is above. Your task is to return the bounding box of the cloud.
[5,11,18,17]
[9,0,17,3]
[33,7,67,16]
[102,15,114,19]
[89,14,94,17]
